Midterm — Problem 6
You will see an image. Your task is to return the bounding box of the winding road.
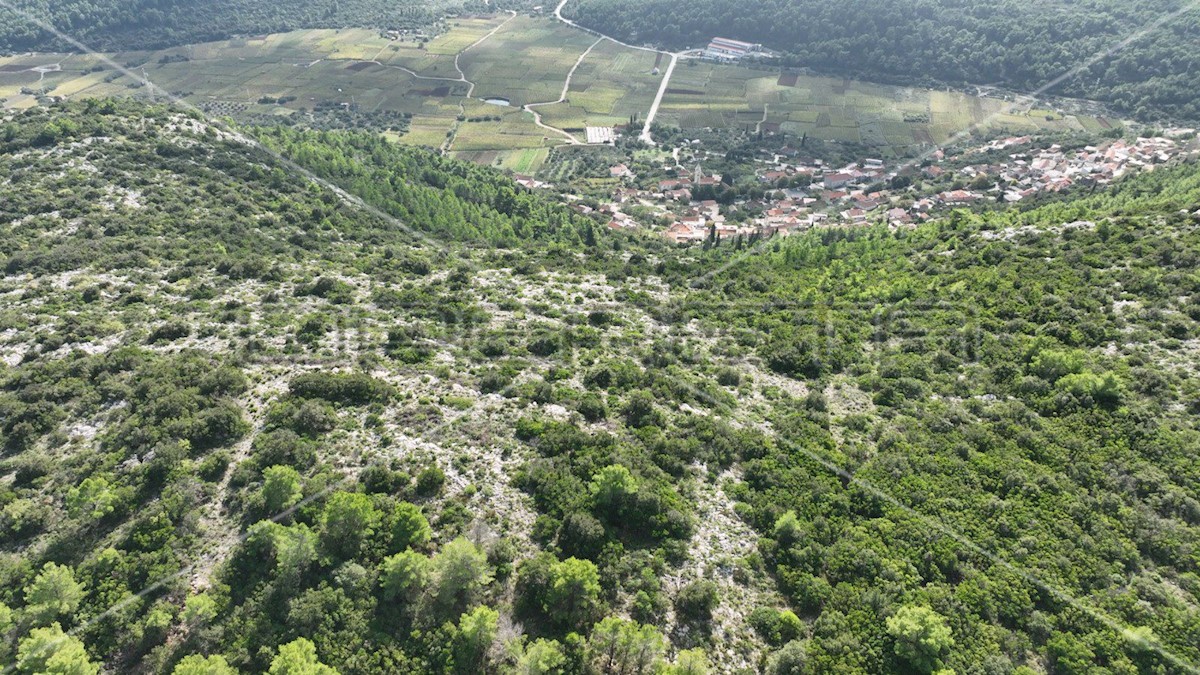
[553,0,682,146]
[523,36,605,144]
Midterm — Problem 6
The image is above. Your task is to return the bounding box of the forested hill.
[564,0,1200,121]
[0,0,503,53]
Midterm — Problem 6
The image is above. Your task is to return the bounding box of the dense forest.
[2,100,1200,673]
[0,0,517,53]
[564,0,1200,122]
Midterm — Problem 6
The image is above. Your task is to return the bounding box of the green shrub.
[290,372,392,405]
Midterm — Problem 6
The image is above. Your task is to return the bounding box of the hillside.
[563,0,1200,122]
[1,100,1200,674]
[0,0,510,53]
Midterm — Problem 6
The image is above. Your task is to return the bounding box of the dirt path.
[442,10,518,153]
[455,11,518,98]
[523,36,604,144]
[755,103,769,135]
[554,0,664,56]
[553,0,682,146]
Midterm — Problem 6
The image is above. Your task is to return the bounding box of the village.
[543,129,1198,244]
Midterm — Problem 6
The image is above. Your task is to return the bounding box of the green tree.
[886,605,954,673]
[430,538,493,618]
[587,617,665,674]
[25,563,85,625]
[319,492,380,561]
[0,601,12,660]
[15,623,99,675]
[172,654,238,674]
[66,477,122,521]
[1047,633,1096,674]
[546,557,603,631]
[182,592,220,629]
[515,639,566,675]
[589,465,638,520]
[381,550,431,602]
[773,510,803,548]
[666,648,710,675]
[455,606,499,674]
[765,640,808,675]
[268,638,338,675]
[262,465,303,513]
[389,501,432,552]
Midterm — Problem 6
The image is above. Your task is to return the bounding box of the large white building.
[704,37,762,62]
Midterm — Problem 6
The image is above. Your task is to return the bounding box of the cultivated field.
[0,15,1112,169]
[535,38,662,132]
[458,17,597,107]
[655,62,1107,153]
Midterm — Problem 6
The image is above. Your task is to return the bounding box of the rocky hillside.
[1,100,1199,674]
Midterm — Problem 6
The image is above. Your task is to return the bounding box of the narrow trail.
[755,103,769,134]
[354,59,464,84]
[523,36,604,145]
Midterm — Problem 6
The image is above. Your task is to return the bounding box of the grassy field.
[0,16,1113,167]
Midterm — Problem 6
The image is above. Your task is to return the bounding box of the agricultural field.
[377,15,510,79]
[0,15,1113,167]
[458,16,597,107]
[536,38,663,132]
[451,99,559,153]
[656,62,1111,155]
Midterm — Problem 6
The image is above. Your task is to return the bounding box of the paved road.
[640,53,677,145]
[554,0,681,146]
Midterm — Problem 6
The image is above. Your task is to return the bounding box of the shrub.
[674,580,719,625]
[147,321,191,344]
[415,466,446,497]
[557,512,606,560]
[750,606,805,646]
[289,372,392,405]
[622,391,663,428]
[478,370,512,394]
[577,393,608,422]
[716,367,741,387]
[250,429,317,470]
